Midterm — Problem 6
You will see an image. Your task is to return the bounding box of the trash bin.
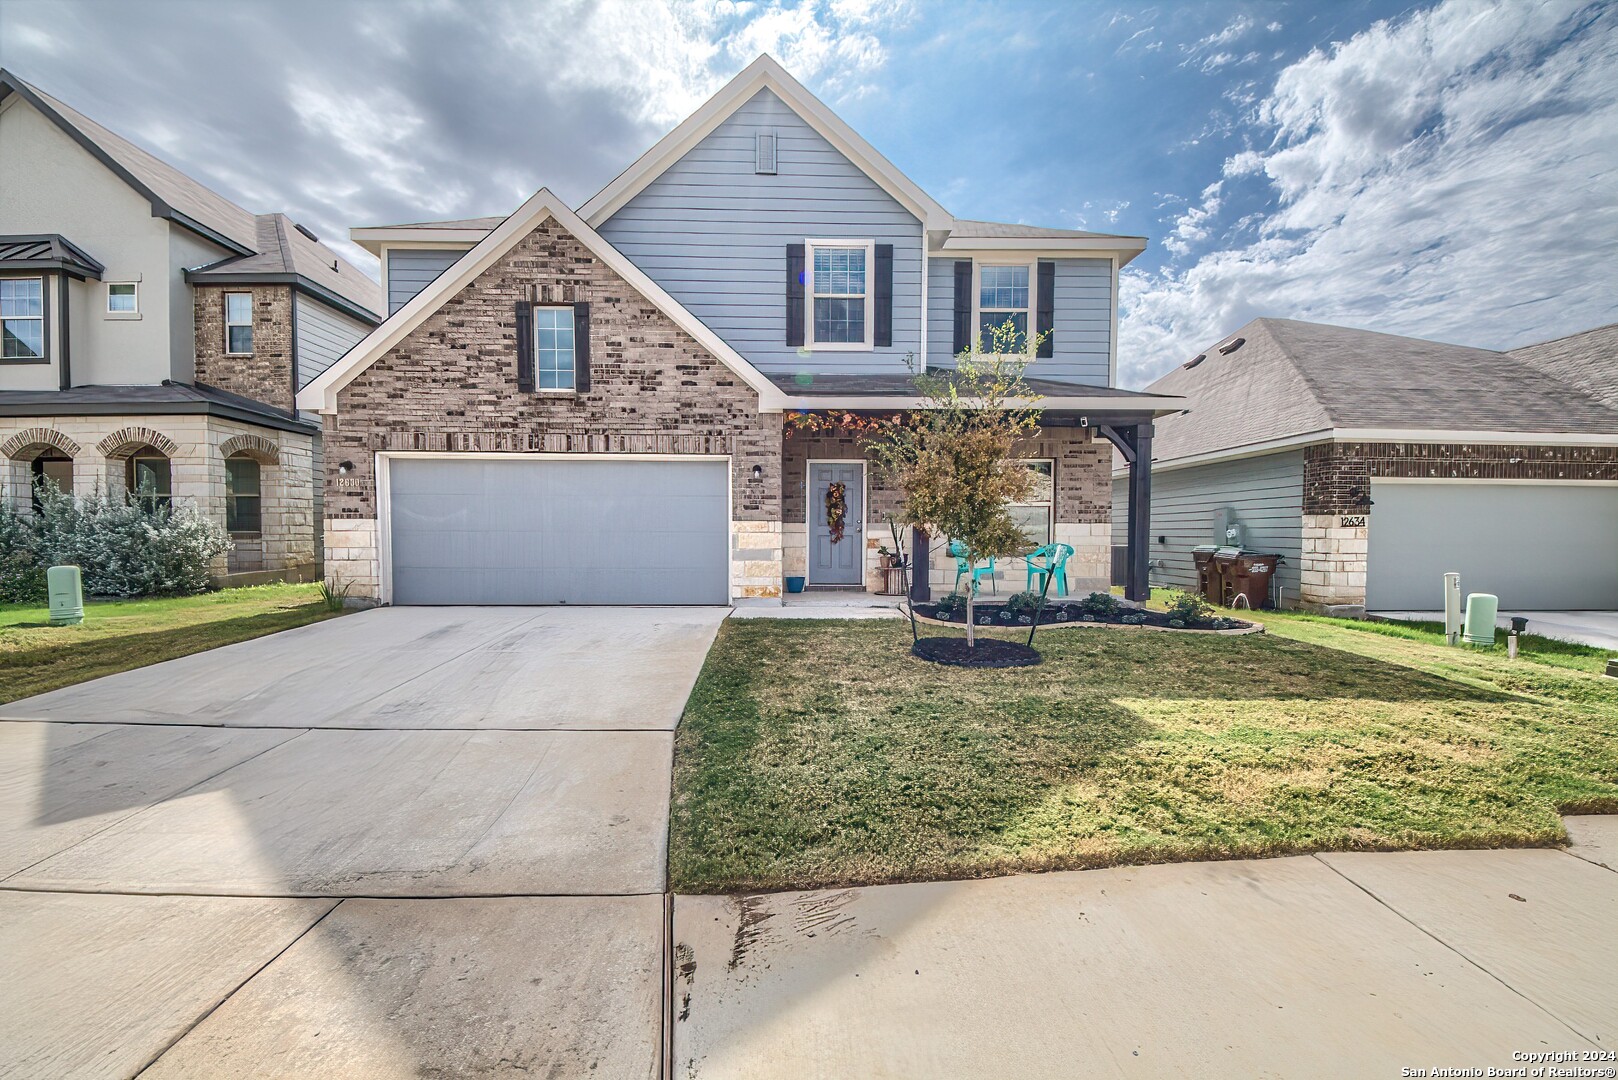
[1212,549,1283,610]
[1192,545,1219,604]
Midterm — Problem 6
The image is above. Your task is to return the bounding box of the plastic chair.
[949,540,997,596]
[1025,543,1074,597]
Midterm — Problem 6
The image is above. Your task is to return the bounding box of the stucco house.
[302,56,1182,607]
[0,70,382,585]
[1110,318,1618,615]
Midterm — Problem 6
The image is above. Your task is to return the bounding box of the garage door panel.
[1368,482,1618,610]
[387,458,729,606]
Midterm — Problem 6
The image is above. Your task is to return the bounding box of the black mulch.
[911,636,1042,668]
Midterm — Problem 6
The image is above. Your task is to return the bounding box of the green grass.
[670,612,1618,894]
[0,583,342,704]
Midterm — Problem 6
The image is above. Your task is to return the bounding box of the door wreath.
[825,481,848,544]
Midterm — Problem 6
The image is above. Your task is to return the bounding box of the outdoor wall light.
[338,461,354,475]
[751,464,764,481]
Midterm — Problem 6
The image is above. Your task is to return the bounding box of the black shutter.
[1036,260,1055,359]
[573,301,591,393]
[873,244,893,347]
[515,301,534,392]
[951,260,973,355]
[786,243,805,346]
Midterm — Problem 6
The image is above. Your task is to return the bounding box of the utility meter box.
[47,565,84,626]
[1462,593,1498,646]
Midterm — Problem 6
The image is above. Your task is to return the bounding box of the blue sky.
[2,0,1613,385]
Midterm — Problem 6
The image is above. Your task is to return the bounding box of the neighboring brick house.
[1110,318,1618,615]
[0,70,381,585]
[303,56,1181,607]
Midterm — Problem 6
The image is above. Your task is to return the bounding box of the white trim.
[105,281,138,315]
[222,290,253,356]
[805,238,875,351]
[298,188,788,413]
[806,458,867,587]
[972,258,1036,357]
[786,392,1186,414]
[579,55,951,231]
[374,450,735,606]
[354,230,493,257]
[933,236,1148,266]
[1370,477,1618,487]
[1108,255,1119,386]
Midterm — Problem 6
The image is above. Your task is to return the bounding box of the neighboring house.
[1110,318,1618,615]
[302,55,1181,607]
[0,71,382,584]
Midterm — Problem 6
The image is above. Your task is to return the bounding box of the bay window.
[1,278,44,360]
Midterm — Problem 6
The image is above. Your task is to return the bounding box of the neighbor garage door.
[385,457,730,605]
[1366,481,1618,610]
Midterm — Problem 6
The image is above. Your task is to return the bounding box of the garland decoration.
[825,481,848,544]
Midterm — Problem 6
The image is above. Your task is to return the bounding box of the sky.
[1,0,1614,387]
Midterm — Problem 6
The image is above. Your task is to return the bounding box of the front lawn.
[0,583,341,704]
[670,614,1618,893]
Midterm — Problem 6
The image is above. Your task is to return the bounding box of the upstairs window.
[533,306,576,390]
[224,292,253,354]
[108,282,138,313]
[807,240,873,349]
[978,264,1029,353]
[1,278,44,360]
[225,453,262,535]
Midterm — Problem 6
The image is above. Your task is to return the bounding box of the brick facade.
[322,216,784,601]
[194,285,296,413]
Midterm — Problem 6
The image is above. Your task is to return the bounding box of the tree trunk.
[964,589,976,648]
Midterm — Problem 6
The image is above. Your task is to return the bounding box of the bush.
[1005,590,1042,617]
[1163,589,1214,626]
[0,499,47,604]
[31,483,231,598]
[1077,591,1122,618]
[933,592,968,618]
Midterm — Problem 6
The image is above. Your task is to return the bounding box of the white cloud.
[1119,0,1618,386]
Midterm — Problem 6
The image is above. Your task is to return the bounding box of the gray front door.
[387,457,730,605]
[809,462,864,585]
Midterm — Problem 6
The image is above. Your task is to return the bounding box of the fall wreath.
[824,481,848,543]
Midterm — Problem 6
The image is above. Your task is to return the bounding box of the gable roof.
[1137,318,1618,467]
[189,213,382,323]
[579,54,952,232]
[1,69,257,254]
[297,188,790,413]
[1510,323,1618,411]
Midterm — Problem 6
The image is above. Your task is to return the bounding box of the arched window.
[30,450,72,513]
[125,445,171,510]
[225,452,261,535]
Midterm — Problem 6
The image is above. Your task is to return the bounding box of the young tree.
[872,320,1045,646]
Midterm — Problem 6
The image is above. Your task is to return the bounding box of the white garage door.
[384,457,730,605]
[1367,481,1618,610]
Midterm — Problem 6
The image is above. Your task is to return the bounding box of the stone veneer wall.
[0,414,318,585]
[194,285,296,413]
[1297,440,1618,613]
[779,426,1112,595]
[322,216,784,602]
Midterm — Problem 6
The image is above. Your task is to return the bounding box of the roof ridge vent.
[294,223,319,243]
[1217,336,1246,355]
[1182,353,1207,369]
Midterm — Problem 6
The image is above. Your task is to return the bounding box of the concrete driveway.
[1373,609,1618,650]
[0,606,725,1079]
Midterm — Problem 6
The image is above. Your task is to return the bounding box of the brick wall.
[1305,441,1618,513]
[194,285,295,413]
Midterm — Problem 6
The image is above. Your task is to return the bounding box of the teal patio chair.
[949,540,997,596]
[1025,543,1074,597]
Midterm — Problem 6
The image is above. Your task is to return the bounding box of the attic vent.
[1183,353,1207,369]
[1217,336,1246,355]
[294,223,319,243]
[755,132,777,175]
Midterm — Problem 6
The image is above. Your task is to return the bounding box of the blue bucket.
[786,576,806,593]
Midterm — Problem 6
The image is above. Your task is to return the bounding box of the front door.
[809,462,864,586]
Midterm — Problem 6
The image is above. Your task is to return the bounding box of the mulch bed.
[911,636,1042,668]
[912,599,1256,633]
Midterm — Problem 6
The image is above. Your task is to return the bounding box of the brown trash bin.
[1212,549,1282,610]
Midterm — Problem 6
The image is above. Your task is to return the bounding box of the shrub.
[33,484,231,598]
[1163,589,1214,626]
[1077,591,1122,618]
[933,592,968,618]
[1005,590,1042,617]
[0,498,47,604]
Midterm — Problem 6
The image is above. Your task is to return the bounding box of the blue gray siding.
[925,257,1112,383]
[1112,450,1304,605]
[597,88,923,376]
[294,294,370,388]
[387,249,465,314]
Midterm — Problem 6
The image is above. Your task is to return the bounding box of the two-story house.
[0,70,382,585]
[299,56,1181,606]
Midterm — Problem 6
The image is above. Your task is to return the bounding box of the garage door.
[1367,481,1618,610]
[385,457,730,605]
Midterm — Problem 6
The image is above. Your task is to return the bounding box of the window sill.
[103,312,142,321]
[532,388,577,397]
[229,531,263,540]
[804,341,876,352]
[0,356,50,365]
[224,351,254,357]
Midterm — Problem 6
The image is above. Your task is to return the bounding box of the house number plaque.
[1340,515,1366,528]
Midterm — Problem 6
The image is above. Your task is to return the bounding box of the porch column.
[1125,423,1153,603]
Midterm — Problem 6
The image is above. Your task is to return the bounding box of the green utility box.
[1462,592,1498,646]
[47,565,84,626]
